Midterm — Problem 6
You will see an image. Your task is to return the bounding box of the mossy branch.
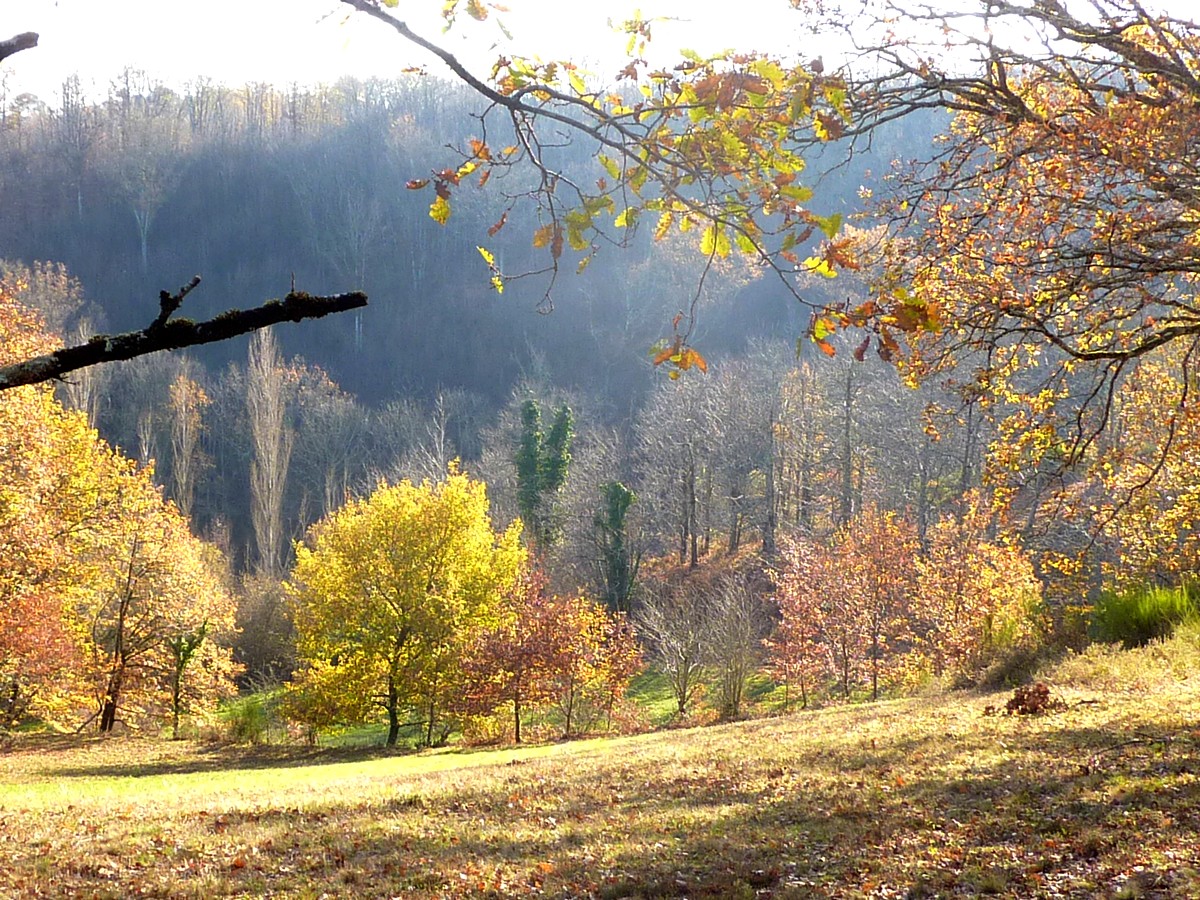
[0,32,37,64]
[0,286,368,391]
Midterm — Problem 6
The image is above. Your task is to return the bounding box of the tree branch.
[0,289,368,391]
[0,32,37,65]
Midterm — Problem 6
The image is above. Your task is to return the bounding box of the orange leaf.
[532,224,554,248]
[652,346,676,366]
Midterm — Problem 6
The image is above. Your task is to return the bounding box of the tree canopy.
[288,468,524,745]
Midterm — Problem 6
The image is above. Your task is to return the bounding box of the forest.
[1,0,1198,755]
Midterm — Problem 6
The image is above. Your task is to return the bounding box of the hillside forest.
[2,0,1200,748]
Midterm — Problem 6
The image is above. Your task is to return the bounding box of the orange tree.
[849,2,1200,497]
[0,289,238,732]
[914,496,1044,683]
[457,565,641,742]
[765,539,829,710]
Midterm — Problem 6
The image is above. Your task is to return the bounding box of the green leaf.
[598,154,621,181]
[816,212,842,239]
[701,224,731,259]
[781,184,815,204]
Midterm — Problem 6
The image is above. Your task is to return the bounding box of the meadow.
[3,639,1200,899]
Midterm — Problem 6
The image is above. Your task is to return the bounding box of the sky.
[0,0,816,103]
[3,0,1195,105]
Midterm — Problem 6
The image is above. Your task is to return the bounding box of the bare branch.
[0,32,37,65]
[0,289,368,391]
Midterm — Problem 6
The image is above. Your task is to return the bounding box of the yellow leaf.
[803,256,837,278]
[654,211,673,241]
[430,195,451,225]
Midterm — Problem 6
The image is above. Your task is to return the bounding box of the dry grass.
[4,644,1200,898]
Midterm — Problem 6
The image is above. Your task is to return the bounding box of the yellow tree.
[915,498,1044,683]
[74,459,238,734]
[288,467,524,746]
[1057,345,1200,590]
[0,371,109,722]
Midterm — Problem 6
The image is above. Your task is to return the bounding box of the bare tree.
[635,579,711,718]
[59,318,105,428]
[247,329,294,578]
[168,360,210,520]
[706,573,769,720]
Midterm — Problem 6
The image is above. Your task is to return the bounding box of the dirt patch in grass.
[3,678,1200,898]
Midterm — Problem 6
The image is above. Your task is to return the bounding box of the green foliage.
[513,399,574,548]
[515,399,543,533]
[1090,583,1200,649]
[220,690,283,744]
[593,481,640,614]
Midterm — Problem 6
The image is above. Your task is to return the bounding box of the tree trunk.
[513,689,522,744]
[871,646,879,702]
[386,674,400,747]
[171,674,183,739]
[99,668,121,734]
[839,362,855,527]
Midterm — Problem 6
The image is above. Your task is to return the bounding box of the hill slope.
[3,649,1199,898]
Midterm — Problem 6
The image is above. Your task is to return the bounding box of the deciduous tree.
[288,467,524,746]
[915,497,1044,682]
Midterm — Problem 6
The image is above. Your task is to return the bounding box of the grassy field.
[3,642,1200,898]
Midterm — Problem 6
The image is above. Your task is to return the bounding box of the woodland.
[2,0,1200,762]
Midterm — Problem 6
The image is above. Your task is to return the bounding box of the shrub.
[1090,584,1200,648]
[220,690,283,744]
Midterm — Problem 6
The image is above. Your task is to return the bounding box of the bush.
[1090,584,1200,648]
[979,643,1054,689]
[220,690,284,744]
